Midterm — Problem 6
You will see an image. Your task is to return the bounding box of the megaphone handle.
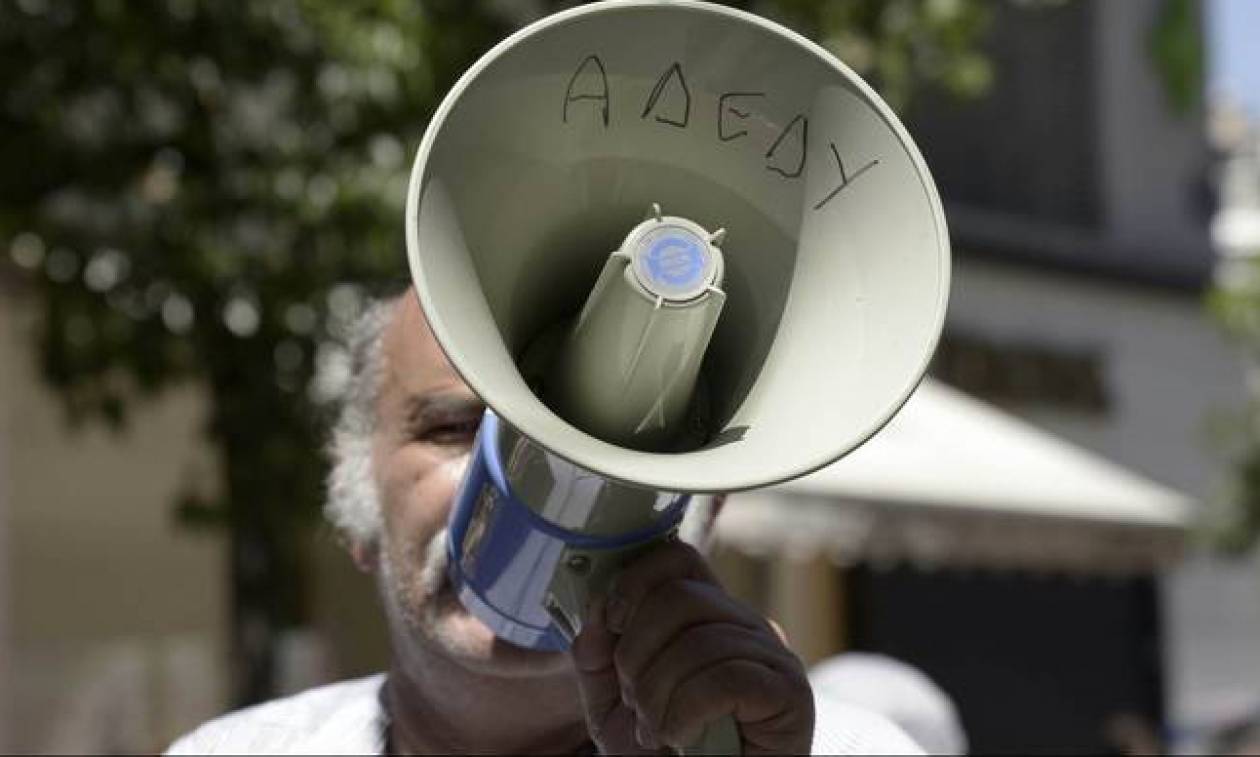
[679,714,741,756]
[549,536,743,755]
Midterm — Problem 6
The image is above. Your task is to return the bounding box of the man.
[168,290,921,754]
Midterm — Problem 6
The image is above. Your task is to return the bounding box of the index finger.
[572,595,659,754]
[571,596,622,738]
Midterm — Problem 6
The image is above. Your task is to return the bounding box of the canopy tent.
[715,380,1192,574]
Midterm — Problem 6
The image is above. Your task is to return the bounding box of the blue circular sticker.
[645,235,704,288]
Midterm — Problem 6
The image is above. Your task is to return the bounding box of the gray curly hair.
[324,296,398,546]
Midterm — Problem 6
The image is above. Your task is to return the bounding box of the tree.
[1,0,998,705]
[1207,187,1260,555]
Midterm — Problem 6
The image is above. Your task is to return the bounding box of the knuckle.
[679,621,726,651]
[657,577,700,610]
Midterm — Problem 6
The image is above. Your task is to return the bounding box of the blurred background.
[2,0,1259,753]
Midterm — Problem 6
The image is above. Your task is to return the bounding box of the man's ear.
[346,538,379,574]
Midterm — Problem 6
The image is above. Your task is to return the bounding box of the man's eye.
[421,420,480,444]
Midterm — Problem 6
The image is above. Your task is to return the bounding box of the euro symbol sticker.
[647,237,703,286]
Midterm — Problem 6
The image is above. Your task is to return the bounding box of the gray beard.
[378,527,452,643]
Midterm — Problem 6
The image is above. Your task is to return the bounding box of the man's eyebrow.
[401,393,484,426]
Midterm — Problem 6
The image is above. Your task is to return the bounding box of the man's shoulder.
[165,673,387,755]
[813,694,926,755]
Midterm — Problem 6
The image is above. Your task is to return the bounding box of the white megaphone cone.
[404,1,950,753]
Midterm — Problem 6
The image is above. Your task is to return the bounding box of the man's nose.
[437,451,473,514]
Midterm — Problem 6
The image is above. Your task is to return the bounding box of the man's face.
[370,293,572,678]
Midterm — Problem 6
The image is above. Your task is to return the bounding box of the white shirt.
[167,673,923,755]
[810,653,967,755]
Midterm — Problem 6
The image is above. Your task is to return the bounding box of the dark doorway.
[849,565,1164,754]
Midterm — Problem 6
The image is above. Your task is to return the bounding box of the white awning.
[715,380,1192,574]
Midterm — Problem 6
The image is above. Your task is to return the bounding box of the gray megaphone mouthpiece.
[540,203,728,451]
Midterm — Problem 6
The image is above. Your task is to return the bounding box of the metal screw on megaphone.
[565,553,592,575]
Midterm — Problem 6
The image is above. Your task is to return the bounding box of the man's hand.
[570,541,814,755]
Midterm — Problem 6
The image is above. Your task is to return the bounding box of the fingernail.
[606,596,628,634]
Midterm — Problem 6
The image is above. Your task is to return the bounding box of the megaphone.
[405,0,948,751]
